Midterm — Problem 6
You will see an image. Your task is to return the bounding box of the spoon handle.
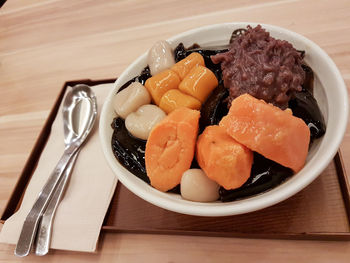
[35,150,79,256]
[14,143,80,257]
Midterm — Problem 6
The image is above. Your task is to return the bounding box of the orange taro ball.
[179,65,218,103]
[145,69,180,105]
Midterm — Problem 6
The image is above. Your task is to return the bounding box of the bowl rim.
[99,22,349,216]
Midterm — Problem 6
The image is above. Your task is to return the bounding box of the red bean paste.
[211,25,305,109]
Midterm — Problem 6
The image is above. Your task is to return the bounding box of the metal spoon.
[35,84,97,255]
[15,84,97,257]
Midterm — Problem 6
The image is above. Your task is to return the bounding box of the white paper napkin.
[0,83,117,252]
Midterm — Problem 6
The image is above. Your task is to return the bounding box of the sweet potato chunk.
[145,107,200,191]
[219,94,310,172]
[196,125,253,190]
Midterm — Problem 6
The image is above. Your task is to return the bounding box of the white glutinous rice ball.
[181,169,220,202]
[125,104,166,140]
[147,40,175,76]
[113,82,151,119]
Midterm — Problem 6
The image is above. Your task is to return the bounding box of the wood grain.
[1,0,350,261]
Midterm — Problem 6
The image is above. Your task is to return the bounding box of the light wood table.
[1,0,350,261]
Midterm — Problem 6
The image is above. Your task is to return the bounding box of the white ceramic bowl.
[99,23,348,216]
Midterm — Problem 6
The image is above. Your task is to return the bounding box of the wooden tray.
[1,79,350,241]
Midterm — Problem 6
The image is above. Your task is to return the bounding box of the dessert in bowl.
[99,22,348,216]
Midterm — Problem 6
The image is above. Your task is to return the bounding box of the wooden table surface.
[1,0,350,261]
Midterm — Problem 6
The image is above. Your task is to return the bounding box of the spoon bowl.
[63,84,97,145]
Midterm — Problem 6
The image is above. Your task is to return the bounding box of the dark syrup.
[111,117,149,183]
